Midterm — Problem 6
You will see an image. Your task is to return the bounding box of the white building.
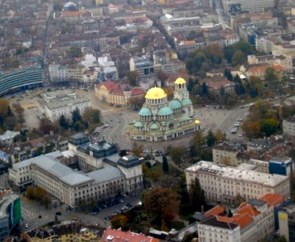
[8,152,126,208]
[185,161,290,205]
[41,90,91,122]
[283,116,295,137]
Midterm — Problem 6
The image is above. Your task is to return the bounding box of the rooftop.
[186,161,288,187]
[87,166,123,184]
[42,90,90,110]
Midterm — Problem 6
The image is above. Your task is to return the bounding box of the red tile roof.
[205,205,225,217]
[102,228,160,242]
[131,87,144,96]
[259,194,284,207]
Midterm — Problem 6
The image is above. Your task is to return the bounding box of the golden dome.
[175,77,186,85]
[195,119,201,124]
[145,87,167,99]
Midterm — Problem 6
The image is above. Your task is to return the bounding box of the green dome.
[150,123,159,130]
[134,121,143,128]
[139,107,152,116]
[169,100,182,110]
[182,98,192,106]
[158,106,173,116]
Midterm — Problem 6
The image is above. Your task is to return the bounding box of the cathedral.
[128,77,200,142]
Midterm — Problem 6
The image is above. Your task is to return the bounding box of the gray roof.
[0,130,20,141]
[12,153,93,186]
[87,166,123,184]
[33,158,93,186]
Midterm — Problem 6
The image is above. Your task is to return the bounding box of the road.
[21,193,141,231]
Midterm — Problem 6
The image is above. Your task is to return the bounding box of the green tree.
[162,155,169,173]
[188,177,205,212]
[169,146,186,165]
[232,50,245,66]
[206,130,216,147]
[59,114,69,130]
[72,108,82,125]
[143,187,179,223]
[260,118,280,137]
[67,46,82,58]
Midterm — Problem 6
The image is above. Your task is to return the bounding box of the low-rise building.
[213,144,243,166]
[129,56,155,79]
[41,90,91,122]
[269,157,294,177]
[185,161,290,205]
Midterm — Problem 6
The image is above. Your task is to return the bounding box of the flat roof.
[87,166,123,184]
[12,153,93,186]
[186,161,288,187]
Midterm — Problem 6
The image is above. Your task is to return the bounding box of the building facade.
[41,90,91,121]
[278,204,295,242]
[185,161,290,205]
[283,116,295,137]
[129,77,200,142]
[94,81,144,107]
[0,66,43,96]
[0,191,21,241]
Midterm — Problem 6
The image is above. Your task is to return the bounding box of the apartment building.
[185,161,290,205]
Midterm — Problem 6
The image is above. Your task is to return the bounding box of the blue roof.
[182,98,192,106]
[158,106,173,116]
[169,100,182,109]
[139,107,152,116]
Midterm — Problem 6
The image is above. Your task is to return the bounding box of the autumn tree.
[132,141,144,157]
[241,120,261,139]
[234,194,246,207]
[39,118,58,135]
[189,177,205,212]
[82,108,101,131]
[127,71,139,86]
[215,129,226,143]
[143,187,179,223]
[111,215,128,229]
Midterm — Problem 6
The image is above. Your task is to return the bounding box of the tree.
[67,46,82,58]
[234,194,245,207]
[190,131,205,152]
[39,118,57,135]
[215,129,226,143]
[206,130,216,147]
[189,177,205,212]
[169,146,186,165]
[0,99,9,117]
[260,118,280,137]
[265,67,278,82]
[143,187,179,223]
[111,215,128,229]
[241,120,261,139]
[162,155,169,173]
[59,114,69,130]
[72,108,82,125]
[82,108,101,131]
[127,71,139,86]
[232,50,245,67]
[132,142,143,157]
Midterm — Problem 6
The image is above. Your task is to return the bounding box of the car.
[25,223,29,229]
